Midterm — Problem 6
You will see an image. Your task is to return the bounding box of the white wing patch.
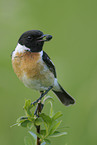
[53,78,60,91]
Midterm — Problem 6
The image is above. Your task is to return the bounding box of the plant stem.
[36,102,43,145]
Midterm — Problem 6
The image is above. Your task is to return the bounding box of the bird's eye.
[27,36,32,40]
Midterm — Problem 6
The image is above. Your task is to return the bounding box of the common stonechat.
[11,30,75,106]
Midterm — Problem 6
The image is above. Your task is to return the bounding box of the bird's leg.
[34,104,39,116]
[33,86,53,116]
[31,86,53,106]
[34,91,44,116]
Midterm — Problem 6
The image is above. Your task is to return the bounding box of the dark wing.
[42,51,57,78]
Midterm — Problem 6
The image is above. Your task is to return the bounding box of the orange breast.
[12,52,43,80]
[12,51,55,90]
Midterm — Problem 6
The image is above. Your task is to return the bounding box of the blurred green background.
[0,0,97,144]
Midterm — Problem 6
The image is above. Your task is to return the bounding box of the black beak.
[37,34,52,42]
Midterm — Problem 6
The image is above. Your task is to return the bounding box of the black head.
[18,30,52,52]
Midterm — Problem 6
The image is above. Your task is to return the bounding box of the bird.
[11,30,75,106]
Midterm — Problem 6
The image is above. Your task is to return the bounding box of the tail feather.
[52,83,75,106]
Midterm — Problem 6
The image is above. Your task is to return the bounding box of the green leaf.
[10,123,19,128]
[23,100,33,116]
[29,131,37,139]
[29,131,37,145]
[40,130,46,136]
[52,111,63,120]
[24,136,33,145]
[41,142,46,145]
[20,116,28,120]
[49,131,67,137]
[16,116,27,124]
[21,120,30,127]
[40,113,52,126]
[16,116,35,128]
[34,117,43,126]
[27,122,34,130]
[49,120,62,135]
[44,139,51,145]
[43,97,54,117]
[36,133,43,140]
[16,117,28,126]
[43,96,54,104]
[28,117,35,122]
[24,100,32,110]
[44,123,49,136]
[49,101,54,118]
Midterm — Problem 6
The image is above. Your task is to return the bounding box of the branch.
[36,102,43,145]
